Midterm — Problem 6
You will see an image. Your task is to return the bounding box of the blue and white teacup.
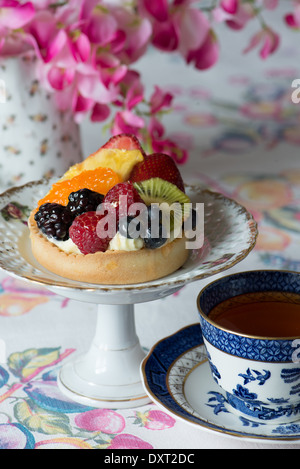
[197,270,300,424]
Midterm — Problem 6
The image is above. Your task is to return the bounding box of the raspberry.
[34,203,74,241]
[104,182,145,220]
[67,188,104,217]
[69,211,113,254]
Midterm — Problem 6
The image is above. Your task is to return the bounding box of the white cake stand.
[0,180,257,408]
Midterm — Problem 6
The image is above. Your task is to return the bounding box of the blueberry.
[118,206,168,248]
[118,216,141,239]
[143,205,167,249]
[143,223,167,249]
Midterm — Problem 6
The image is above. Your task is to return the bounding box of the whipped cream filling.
[46,236,82,255]
[45,232,144,254]
[108,232,144,251]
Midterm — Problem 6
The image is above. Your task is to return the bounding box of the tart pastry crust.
[28,210,189,285]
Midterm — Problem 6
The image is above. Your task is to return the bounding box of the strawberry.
[102,133,145,155]
[104,182,145,220]
[129,153,185,192]
[69,211,113,254]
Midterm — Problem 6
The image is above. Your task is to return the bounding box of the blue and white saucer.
[141,324,300,443]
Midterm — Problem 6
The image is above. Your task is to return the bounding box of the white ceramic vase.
[0,56,83,191]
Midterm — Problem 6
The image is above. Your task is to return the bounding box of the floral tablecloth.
[1,8,300,450]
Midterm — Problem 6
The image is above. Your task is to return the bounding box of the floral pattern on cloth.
[171,71,300,274]
[0,277,68,317]
[0,344,176,449]
[163,70,300,159]
[197,169,300,266]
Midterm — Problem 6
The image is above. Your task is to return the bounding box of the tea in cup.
[197,270,300,424]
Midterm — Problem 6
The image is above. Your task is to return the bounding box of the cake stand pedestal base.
[57,303,151,409]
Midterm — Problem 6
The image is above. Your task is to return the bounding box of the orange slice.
[38,167,121,207]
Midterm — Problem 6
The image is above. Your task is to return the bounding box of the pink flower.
[140,0,211,62]
[285,3,300,29]
[149,117,188,164]
[26,11,66,62]
[0,0,285,165]
[82,2,152,64]
[243,26,280,59]
[90,103,111,122]
[186,30,219,70]
[69,30,91,63]
[76,65,119,104]
[151,20,179,51]
[152,138,188,164]
[119,71,144,111]
[221,0,239,14]
[0,0,35,55]
[73,94,94,121]
[150,86,173,114]
[112,110,145,135]
[0,0,35,30]
[112,7,152,63]
[80,2,119,46]
[47,66,75,91]
[149,116,165,140]
[0,32,33,56]
[173,6,210,57]
[213,2,254,30]
[140,0,169,22]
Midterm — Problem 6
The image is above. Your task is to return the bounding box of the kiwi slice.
[133,178,191,233]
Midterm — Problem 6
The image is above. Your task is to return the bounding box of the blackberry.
[34,203,74,241]
[67,188,104,217]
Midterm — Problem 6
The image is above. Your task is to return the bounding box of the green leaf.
[8,348,61,379]
[14,399,71,435]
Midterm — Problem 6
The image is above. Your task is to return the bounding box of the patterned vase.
[0,55,83,191]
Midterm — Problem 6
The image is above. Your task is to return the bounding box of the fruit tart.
[28,134,191,285]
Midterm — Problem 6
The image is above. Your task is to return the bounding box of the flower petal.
[90,103,111,122]
[186,31,219,70]
[44,29,68,63]
[0,1,35,29]
[150,86,173,114]
[141,0,169,21]
[47,66,75,90]
[152,20,179,51]
[221,0,239,14]
[70,32,91,62]
[112,110,144,135]
[174,8,210,55]
[77,72,118,103]
[84,7,118,45]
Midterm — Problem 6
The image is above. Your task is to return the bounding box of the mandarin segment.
[38,167,121,207]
